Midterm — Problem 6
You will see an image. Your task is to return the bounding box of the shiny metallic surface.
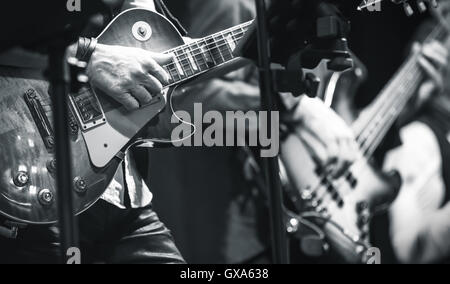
[0,67,119,224]
[13,171,29,187]
[132,21,152,42]
[38,189,53,206]
[74,177,87,194]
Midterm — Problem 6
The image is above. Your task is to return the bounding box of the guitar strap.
[154,0,187,36]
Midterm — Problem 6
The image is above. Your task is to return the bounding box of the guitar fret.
[219,32,235,61]
[160,21,253,86]
[212,35,226,63]
[185,46,199,72]
[192,41,209,71]
[174,57,185,78]
[180,47,196,75]
[166,65,178,84]
[175,49,194,77]
[202,38,217,67]
[204,37,219,65]
[166,55,184,84]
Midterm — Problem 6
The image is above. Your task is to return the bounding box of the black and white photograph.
[0,0,449,269]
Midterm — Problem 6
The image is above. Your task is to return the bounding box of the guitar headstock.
[358,0,439,16]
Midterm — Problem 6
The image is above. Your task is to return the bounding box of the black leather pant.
[0,200,185,264]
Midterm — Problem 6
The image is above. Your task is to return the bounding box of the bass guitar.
[280,6,449,263]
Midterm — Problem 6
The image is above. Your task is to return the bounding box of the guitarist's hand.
[415,41,448,106]
[87,44,173,110]
[288,97,358,178]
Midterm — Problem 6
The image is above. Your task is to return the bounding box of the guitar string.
[38,34,248,111]
[362,28,448,157]
[307,57,421,207]
[162,22,251,62]
[163,42,240,79]
[161,35,248,87]
[40,24,251,109]
[317,62,423,208]
[355,24,444,148]
[362,66,422,157]
[316,58,425,206]
[352,9,448,144]
[162,35,245,82]
[358,56,421,153]
[163,21,252,56]
[161,32,247,74]
[320,51,445,210]
[42,29,250,108]
[165,32,246,65]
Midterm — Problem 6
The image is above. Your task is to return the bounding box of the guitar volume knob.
[46,159,57,174]
[416,0,427,13]
[13,171,30,187]
[74,177,88,194]
[38,189,54,206]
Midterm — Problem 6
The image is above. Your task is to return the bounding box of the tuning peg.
[428,0,438,8]
[417,0,428,13]
[404,2,415,16]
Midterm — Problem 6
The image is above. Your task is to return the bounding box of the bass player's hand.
[286,96,358,178]
[415,40,448,107]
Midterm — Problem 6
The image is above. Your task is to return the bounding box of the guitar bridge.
[69,87,106,131]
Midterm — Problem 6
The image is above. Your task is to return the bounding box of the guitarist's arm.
[67,42,173,111]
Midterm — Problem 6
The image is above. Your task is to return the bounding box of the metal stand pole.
[254,0,290,264]
[48,44,79,264]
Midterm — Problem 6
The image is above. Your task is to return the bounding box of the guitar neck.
[353,23,448,158]
[162,21,253,87]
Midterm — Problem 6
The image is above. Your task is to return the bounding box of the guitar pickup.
[69,87,106,132]
[24,89,55,151]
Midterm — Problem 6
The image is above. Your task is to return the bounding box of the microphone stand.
[254,0,290,264]
[47,40,79,264]
[0,0,110,264]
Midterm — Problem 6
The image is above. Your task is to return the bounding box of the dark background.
[339,2,427,107]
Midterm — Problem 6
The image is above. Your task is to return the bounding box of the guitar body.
[0,9,189,224]
[81,9,187,169]
[0,68,120,224]
[281,129,400,263]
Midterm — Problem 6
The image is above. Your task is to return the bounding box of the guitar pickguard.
[81,91,166,168]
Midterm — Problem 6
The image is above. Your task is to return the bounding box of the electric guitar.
[0,8,253,224]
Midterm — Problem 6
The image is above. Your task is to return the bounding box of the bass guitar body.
[281,134,399,263]
[281,63,400,263]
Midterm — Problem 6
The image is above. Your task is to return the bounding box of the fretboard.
[354,23,448,158]
[162,21,253,87]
